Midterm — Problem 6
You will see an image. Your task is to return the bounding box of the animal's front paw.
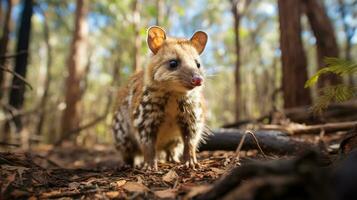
[142,159,158,171]
[183,156,200,169]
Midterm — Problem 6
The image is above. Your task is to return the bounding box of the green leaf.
[312,84,357,114]
[305,57,357,88]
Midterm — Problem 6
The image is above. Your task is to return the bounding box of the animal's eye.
[168,59,179,69]
[195,59,201,68]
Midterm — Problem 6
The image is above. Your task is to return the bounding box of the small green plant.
[305,57,357,114]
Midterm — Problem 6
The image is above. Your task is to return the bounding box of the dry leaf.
[116,180,127,187]
[68,182,81,189]
[40,190,62,198]
[162,170,178,183]
[123,181,149,193]
[154,189,177,199]
[1,172,16,193]
[211,167,226,175]
[136,175,144,184]
[28,196,37,200]
[105,191,120,198]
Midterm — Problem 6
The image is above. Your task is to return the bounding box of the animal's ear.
[147,26,167,54]
[190,31,208,55]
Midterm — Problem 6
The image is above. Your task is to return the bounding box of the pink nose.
[191,76,203,86]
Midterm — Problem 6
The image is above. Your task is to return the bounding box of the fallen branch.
[223,101,357,128]
[0,142,20,147]
[199,129,317,155]
[260,121,357,135]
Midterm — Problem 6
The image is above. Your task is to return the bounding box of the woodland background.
[0,0,356,147]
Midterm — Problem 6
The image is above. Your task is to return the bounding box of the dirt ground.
[0,144,265,199]
[0,127,353,200]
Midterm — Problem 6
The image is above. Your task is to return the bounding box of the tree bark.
[302,0,342,88]
[132,0,141,72]
[278,0,312,108]
[231,0,242,121]
[5,0,33,134]
[0,0,13,99]
[61,0,88,139]
[155,0,164,26]
[36,10,52,136]
[199,129,316,155]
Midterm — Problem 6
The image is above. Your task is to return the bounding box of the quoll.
[112,26,208,170]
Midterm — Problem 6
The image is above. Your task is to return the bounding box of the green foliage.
[313,84,356,114]
[305,57,357,88]
[305,57,357,113]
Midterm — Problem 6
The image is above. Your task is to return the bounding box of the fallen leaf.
[28,196,37,200]
[154,189,177,199]
[162,170,178,183]
[10,189,30,198]
[123,181,149,193]
[68,182,81,189]
[136,175,144,184]
[2,165,28,183]
[1,172,16,193]
[211,167,226,175]
[40,190,62,198]
[116,180,127,187]
[105,191,120,198]
[184,185,211,200]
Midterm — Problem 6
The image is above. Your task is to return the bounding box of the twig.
[0,142,20,147]
[53,114,107,147]
[33,154,62,168]
[53,90,114,147]
[232,130,267,165]
[0,50,27,59]
[0,103,38,122]
[39,188,105,199]
[261,121,357,135]
[0,66,33,90]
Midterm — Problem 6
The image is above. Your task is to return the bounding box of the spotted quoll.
[112,26,208,170]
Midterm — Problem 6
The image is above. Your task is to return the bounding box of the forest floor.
[0,144,265,199]
[0,121,356,199]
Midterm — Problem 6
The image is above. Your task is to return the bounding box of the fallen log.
[260,121,357,135]
[199,129,317,155]
[223,101,357,128]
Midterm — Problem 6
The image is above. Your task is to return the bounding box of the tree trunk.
[302,0,342,88]
[132,0,141,72]
[231,0,242,121]
[61,0,88,139]
[0,1,2,25]
[155,0,164,26]
[337,0,356,86]
[0,0,13,99]
[36,10,52,136]
[5,0,33,135]
[278,0,312,108]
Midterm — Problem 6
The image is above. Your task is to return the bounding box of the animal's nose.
[191,75,203,86]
